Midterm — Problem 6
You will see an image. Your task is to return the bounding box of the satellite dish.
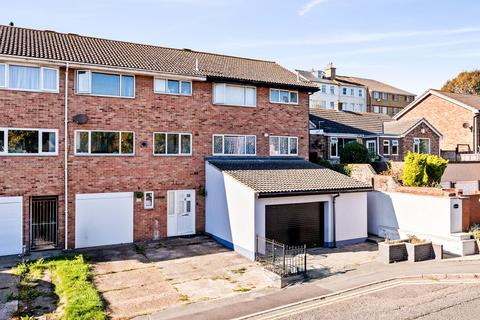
[72,114,88,124]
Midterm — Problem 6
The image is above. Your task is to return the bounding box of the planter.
[432,243,443,260]
[378,241,408,264]
[476,239,480,254]
[405,241,433,262]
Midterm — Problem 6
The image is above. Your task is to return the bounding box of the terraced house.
[0,25,371,260]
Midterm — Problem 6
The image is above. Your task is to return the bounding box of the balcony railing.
[441,151,480,162]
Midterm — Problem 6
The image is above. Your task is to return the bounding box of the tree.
[402,152,448,187]
[339,142,370,164]
[442,70,480,95]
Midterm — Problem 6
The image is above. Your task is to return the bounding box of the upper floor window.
[329,101,335,109]
[382,92,387,100]
[358,89,363,97]
[373,106,380,113]
[373,91,380,100]
[382,107,388,114]
[330,85,335,94]
[269,136,298,156]
[342,88,347,95]
[76,70,134,98]
[75,130,134,155]
[213,83,256,107]
[212,134,256,155]
[0,128,58,156]
[322,100,327,108]
[270,89,298,104]
[154,78,191,96]
[321,84,326,93]
[153,132,192,156]
[413,138,430,154]
[393,94,398,101]
[0,63,58,92]
[350,88,355,96]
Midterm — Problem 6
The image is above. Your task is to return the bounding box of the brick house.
[394,89,480,161]
[0,25,371,259]
[309,108,441,162]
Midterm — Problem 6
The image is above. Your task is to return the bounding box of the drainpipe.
[64,63,69,250]
[331,193,340,248]
[474,113,479,153]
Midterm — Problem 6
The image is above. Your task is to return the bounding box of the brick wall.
[1,67,310,250]
[462,194,480,231]
[397,94,474,152]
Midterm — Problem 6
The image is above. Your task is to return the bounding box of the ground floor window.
[383,140,390,155]
[391,140,399,155]
[269,136,298,156]
[329,137,338,158]
[413,138,430,154]
[153,132,192,156]
[75,130,134,155]
[0,128,58,155]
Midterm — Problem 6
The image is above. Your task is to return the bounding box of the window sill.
[154,91,192,97]
[0,87,59,94]
[213,103,256,108]
[270,154,299,157]
[75,93,135,99]
[74,154,135,157]
[212,154,257,157]
[0,153,58,157]
[153,154,192,157]
[269,101,298,106]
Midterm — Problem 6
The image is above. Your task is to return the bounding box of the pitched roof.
[309,108,393,135]
[0,25,316,90]
[207,158,371,196]
[430,89,480,110]
[296,69,364,87]
[336,75,415,96]
[383,118,423,135]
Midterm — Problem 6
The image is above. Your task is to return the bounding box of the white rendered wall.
[334,192,368,243]
[368,191,463,239]
[205,163,256,259]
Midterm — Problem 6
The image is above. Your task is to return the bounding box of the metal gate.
[30,196,58,250]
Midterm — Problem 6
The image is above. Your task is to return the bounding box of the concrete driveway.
[82,236,275,319]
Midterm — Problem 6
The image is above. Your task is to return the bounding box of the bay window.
[270,89,298,104]
[213,134,256,155]
[153,132,192,156]
[0,128,58,155]
[76,70,134,97]
[270,136,298,156]
[213,83,256,107]
[75,130,134,155]
[154,78,192,96]
[0,63,58,92]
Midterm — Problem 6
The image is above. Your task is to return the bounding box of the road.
[247,281,480,320]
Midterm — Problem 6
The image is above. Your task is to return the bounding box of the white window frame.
[329,101,335,109]
[350,88,355,96]
[0,128,59,156]
[366,140,377,156]
[0,63,59,93]
[413,138,430,154]
[322,100,327,108]
[330,85,335,94]
[213,83,256,107]
[321,84,326,93]
[373,91,380,100]
[74,130,135,156]
[144,191,154,210]
[153,78,192,96]
[269,136,298,156]
[383,140,390,155]
[212,134,257,156]
[269,89,299,105]
[342,87,347,95]
[330,137,339,158]
[152,132,192,156]
[358,89,363,97]
[75,70,135,98]
[391,140,399,155]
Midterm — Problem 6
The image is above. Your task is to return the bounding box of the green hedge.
[402,152,448,187]
[339,142,371,164]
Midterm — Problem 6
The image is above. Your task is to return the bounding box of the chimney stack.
[324,62,336,80]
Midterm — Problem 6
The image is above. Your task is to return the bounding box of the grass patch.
[231,267,247,275]
[179,294,190,302]
[13,255,106,320]
[233,286,253,293]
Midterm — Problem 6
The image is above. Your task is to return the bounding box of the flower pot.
[476,239,480,254]
[378,241,408,264]
[405,241,433,262]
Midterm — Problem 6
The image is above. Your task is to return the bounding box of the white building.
[205,158,371,260]
[298,64,367,113]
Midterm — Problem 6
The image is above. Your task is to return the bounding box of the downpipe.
[64,63,69,250]
[331,193,340,248]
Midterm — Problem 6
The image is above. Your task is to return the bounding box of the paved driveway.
[83,236,275,319]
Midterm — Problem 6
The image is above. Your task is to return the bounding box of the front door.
[167,190,196,236]
[30,196,58,250]
[366,140,377,157]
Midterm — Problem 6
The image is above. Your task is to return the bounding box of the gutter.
[257,187,372,198]
[64,62,69,250]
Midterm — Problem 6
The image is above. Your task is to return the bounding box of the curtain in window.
[9,65,40,90]
[225,86,245,106]
[181,134,191,154]
[0,64,5,87]
[167,133,179,154]
[246,136,256,154]
[279,137,288,154]
[270,137,279,155]
[154,133,166,154]
[76,132,89,153]
[213,136,223,154]
[121,76,134,97]
[42,132,56,152]
[224,136,245,154]
[43,69,58,91]
[289,137,298,154]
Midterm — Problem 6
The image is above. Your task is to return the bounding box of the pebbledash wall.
[1,67,310,250]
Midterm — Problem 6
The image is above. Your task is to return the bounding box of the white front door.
[0,196,23,256]
[367,140,376,156]
[167,190,195,236]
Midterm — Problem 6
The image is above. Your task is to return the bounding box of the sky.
[1,0,480,95]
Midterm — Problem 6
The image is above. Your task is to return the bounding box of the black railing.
[255,235,307,277]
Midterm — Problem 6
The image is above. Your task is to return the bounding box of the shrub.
[339,142,371,164]
[317,159,352,176]
[469,224,480,240]
[402,152,448,187]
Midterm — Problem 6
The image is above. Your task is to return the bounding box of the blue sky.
[1,0,479,94]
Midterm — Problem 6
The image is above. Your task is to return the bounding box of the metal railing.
[441,150,480,162]
[255,235,307,277]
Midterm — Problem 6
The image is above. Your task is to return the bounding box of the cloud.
[298,0,329,16]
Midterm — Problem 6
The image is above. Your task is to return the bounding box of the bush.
[469,224,480,240]
[317,159,352,176]
[402,152,448,187]
[339,142,371,164]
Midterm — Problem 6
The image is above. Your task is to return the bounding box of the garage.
[0,196,23,256]
[75,192,133,248]
[266,202,324,247]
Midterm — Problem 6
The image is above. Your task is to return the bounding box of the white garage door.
[75,192,133,248]
[0,197,23,256]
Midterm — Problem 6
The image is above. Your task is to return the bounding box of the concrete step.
[450,232,473,241]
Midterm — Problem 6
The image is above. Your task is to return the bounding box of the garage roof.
[207,158,371,197]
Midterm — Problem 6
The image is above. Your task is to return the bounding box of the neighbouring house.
[0,24,370,259]
[297,64,368,113]
[205,158,371,259]
[394,89,480,194]
[298,63,416,116]
[309,108,442,162]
